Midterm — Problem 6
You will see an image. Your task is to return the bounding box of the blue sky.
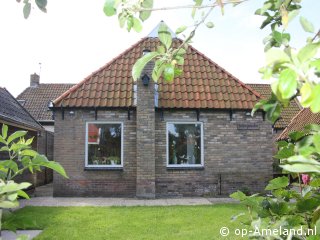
[0,0,319,96]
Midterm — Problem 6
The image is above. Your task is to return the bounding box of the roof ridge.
[53,37,147,105]
[188,44,262,99]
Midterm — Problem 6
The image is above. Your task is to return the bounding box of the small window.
[167,122,204,167]
[85,122,123,167]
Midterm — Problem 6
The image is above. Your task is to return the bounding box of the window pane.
[87,123,122,166]
[168,123,202,165]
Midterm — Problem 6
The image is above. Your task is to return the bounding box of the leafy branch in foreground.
[231,124,320,239]
[0,124,68,234]
[104,0,246,82]
[16,0,48,19]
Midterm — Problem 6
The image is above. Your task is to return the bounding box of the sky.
[0,0,319,97]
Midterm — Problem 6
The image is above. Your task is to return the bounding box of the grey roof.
[0,87,43,131]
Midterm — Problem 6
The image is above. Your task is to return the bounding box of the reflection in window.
[86,123,122,166]
[167,123,203,166]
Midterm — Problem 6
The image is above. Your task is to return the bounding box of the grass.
[3,204,249,240]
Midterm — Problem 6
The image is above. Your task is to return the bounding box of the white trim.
[166,122,204,168]
[85,121,124,168]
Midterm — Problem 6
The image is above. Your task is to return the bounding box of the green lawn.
[3,204,249,240]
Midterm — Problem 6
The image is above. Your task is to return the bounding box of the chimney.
[30,73,40,87]
[136,60,156,199]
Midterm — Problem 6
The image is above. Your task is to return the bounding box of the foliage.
[0,124,68,234]
[3,205,248,239]
[16,0,48,19]
[230,125,320,239]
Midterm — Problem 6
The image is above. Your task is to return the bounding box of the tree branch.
[140,0,248,12]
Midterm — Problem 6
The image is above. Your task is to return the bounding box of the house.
[247,84,301,134]
[0,87,45,185]
[51,24,273,198]
[17,73,74,132]
[277,108,320,140]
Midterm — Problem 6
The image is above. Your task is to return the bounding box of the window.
[85,122,123,167]
[167,122,204,167]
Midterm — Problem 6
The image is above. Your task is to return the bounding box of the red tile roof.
[54,38,260,109]
[17,84,74,121]
[277,108,320,140]
[247,84,301,129]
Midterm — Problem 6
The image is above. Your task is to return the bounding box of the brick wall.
[155,110,273,197]
[53,108,273,197]
[53,110,137,197]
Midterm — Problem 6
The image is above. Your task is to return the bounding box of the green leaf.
[163,64,175,82]
[230,191,247,201]
[21,149,38,157]
[273,146,295,159]
[281,163,320,173]
[2,124,8,139]
[266,48,290,65]
[132,52,160,81]
[265,176,289,190]
[310,178,320,187]
[313,134,320,152]
[23,2,31,19]
[158,23,172,50]
[118,13,126,28]
[175,26,187,34]
[289,131,305,141]
[298,43,320,63]
[310,59,320,71]
[17,189,30,199]
[139,0,153,21]
[205,22,214,28]
[297,198,320,212]
[278,68,297,99]
[103,0,116,17]
[7,131,27,144]
[300,16,315,33]
[132,17,143,33]
[126,16,134,32]
[0,200,19,209]
[310,85,320,113]
[44,161,68,178]
[152,60,165,82]
[263,102,281,123]
[300,83,313,107]
[35,0,47,12]
[287,155,320,166]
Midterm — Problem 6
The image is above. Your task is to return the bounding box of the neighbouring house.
[0,87,47,186]
[247,84,301,134]
[51,23,274,198]
[17,73,74,132]
[277,108,320,141]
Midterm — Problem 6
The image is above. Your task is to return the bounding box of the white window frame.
[85,121,124,168]
[166,122,204,168]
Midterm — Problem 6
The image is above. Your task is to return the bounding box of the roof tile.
[54,38,260,110]
[277,108,320,140]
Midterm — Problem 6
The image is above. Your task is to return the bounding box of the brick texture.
[53,108,273,197]
[53,110,137,197]
[136,62,156,198]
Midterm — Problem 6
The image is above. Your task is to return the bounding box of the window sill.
[84,167,123,171]
[166,166,204,170]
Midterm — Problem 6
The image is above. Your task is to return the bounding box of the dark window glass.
[168,123,202,165]
[87,123,122,166]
